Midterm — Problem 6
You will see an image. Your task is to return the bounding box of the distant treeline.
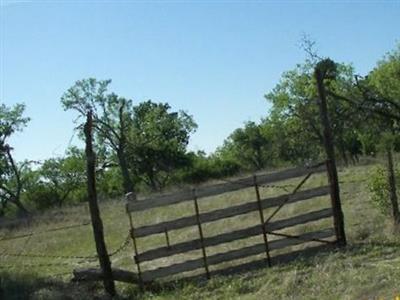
[1,43,399,216]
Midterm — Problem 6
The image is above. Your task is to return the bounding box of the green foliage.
[61,78,136,194]
[0,103,30,146]
[127,100,197,190]
[217,121,272,171]
[368,165,400,215]
[368,44,400,104]
[24,184,58,211]
[26,148,86,209]
[265,59,364,165]
[177,151,240,184]
[97,167,124,200]
[0,103,31,215]
[61,79,198,194]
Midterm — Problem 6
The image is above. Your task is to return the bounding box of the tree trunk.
[4,146,29,215]
[146,168,158,191]
[9,197,28,216]
[386,147,400,228]
[117,148,136,198]
[84,111,116,297]
[339,144,348,166]
[315,63,347,246]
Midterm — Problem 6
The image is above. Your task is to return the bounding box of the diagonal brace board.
[136,207,333,262]
[133,186,329,238]
[127,164,327,212]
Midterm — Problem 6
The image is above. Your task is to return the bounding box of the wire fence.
[0,220,133,277]
[0,176,368,278]
[0,221,91,242]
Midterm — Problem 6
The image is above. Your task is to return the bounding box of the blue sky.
[1,0,399,161]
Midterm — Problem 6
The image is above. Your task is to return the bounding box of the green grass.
[1,161,400,299]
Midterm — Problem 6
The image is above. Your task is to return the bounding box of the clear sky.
[1,0,399,162]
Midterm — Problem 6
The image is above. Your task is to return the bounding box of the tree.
[0,103,31,215]
[38,147,86,207]
[126,101,197,191]
[61,79,136,197]
[177,151,240,184]
[327,44,400,229]
[261,116,321,165]
[265,59,364,166]
[364,47,400,228]
[218,121,272,171]
[328,44,400,123]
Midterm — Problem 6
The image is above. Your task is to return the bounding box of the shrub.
[367,165,399,215]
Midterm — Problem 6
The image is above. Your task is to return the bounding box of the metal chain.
[108,232,131,257]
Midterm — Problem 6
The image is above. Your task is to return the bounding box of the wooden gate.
[125,161,344,285]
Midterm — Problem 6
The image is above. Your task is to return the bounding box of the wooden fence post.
[84,111,116,296]
[193,188,210,279]
[253,175,272,267]
[315,63,347,246]
[386,147,400,228]
[126,192,144,289]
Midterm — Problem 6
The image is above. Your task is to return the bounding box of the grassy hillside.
[1,161,400,299]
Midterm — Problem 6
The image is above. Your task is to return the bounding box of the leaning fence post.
[125,192,144,289]
[192,188,210,279]
[84,111,116,297]
[253,175,272,267]
[315,62,347,247]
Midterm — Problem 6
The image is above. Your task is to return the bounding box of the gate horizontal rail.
[127,164,326,213]
[133,186,329,238]
[141,228,334,281]
[125,161,339,284]
[136,207,332,263]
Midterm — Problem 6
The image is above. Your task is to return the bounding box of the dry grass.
[1,161,400,299]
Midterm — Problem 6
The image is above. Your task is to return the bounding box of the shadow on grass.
[130,239,400,299]
[3,240,398,299]
[0,271,48,300]
[0,271,107,300]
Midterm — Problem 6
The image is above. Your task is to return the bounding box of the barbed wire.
[0,252,98,260]
[0,230,131,261]
[0,221,91,242]
[217,177,295,193]
[0,233,131,279]
[0,259,93,270]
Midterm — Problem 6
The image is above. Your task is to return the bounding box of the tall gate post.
[315,61,347,247]
[84,111,116,296]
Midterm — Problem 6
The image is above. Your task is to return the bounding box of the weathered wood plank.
[184,243,335,282]
[267,207,332,231]
[205,228,334,267]
[127,164,326,212]
[134,186,330,238]
[141,228,334,281]
[137,207,333,262]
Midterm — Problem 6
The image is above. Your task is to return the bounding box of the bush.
[176,153,241,184]
[24,185,60,210]
[367,165,399,215]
